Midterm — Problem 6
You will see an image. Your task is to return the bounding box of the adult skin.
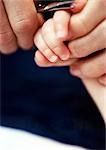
[83,78,106,123]
[0,0,105,120]
[59,0,106,122]
[34,0,106,121]
[0,0,44,54]
[0,0,87,54]
[35,0,106,86]
[67,0,106,85]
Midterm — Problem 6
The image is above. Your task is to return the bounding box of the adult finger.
[70,0,106,39]
[0,0,17,54]
[68,20,106,58]
[3,0,39,49]
[70,0,88,13]
[70,50,106,78]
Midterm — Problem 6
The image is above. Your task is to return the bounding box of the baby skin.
[34,0,87,67]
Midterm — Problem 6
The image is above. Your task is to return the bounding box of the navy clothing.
[1,49,105,149]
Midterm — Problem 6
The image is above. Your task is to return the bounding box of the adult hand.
[34,0,106,86]
[0,0,43,54]
[67,0,106,86]
[55,0,106,86]
[70,49,106,86]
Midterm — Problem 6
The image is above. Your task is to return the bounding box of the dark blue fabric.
[1,49,105,149]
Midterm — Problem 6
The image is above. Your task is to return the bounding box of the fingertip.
[0,47,17,55]
[70,0,87,13]
[53,11,71,40]
[34,51,50,67]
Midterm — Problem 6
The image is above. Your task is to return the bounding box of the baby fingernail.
[49,55,58,62]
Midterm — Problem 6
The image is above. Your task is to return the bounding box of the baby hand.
[34,17,71,65]
[34,0,87,66]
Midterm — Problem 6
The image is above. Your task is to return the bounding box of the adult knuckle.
[69,42,83,58]
[0,31,15,54]
[14,18,33,34]
[72,16,89,36]
[0,31,12,46]
[0,33,6,46]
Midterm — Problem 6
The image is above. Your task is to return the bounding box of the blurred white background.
[0,126,86,150]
